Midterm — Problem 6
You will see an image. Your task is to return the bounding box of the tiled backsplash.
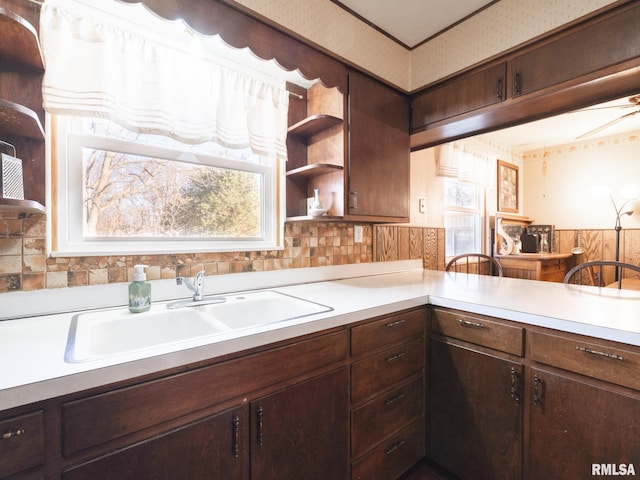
[0,212,446,293]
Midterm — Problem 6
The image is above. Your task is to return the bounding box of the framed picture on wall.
[497,160,518,213]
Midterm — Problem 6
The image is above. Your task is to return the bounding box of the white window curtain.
[39,1,290,161]
[436,142,492,186]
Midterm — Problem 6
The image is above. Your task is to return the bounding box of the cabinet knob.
[2,428,25,440]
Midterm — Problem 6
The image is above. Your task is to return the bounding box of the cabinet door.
[510,4,640,97]
[528,367,640,480]
[347,70,409,221]
[429,339,522,480]
[251,367,349,480]
[411,62,506,130]
[62,405,248,480]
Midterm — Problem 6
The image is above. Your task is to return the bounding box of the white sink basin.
[65,290,332,362]
[201,291,333,330]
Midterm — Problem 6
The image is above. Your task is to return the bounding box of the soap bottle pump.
[129,264,151,313]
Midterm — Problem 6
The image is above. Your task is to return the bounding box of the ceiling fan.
[576,94,640,140]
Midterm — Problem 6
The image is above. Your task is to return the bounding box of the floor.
[399,460,458,480]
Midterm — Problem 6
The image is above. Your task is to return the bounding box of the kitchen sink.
[65,290,332,362]
[196,290,333,330]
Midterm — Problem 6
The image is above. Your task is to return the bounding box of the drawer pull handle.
[386,319,406,328]
[385,439,406,456]
[458,319,484,329]
[2,429,24,440]
[533,375,543,406]
[232,415,240,458]
[510,367,520,403]
[384,393,406,407]
[386,352,405,363]
[576,346,624,361]
[256,406,264,446]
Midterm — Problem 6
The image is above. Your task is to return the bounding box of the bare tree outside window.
[82,147,261,238]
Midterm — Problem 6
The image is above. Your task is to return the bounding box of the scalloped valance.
[40,0,299,160]
[117,0,348,93]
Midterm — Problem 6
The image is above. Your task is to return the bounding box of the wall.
[232,0,617,91]
[523,131,640,230]
[523,129,640,266]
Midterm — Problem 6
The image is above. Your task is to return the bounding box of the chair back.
[445,254,503,277]
[563,260,640,289]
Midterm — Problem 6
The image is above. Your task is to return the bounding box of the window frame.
[48,116,284,256]
[443,180,486,258]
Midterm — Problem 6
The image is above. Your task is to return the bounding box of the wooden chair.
[445,254,503,277]
[563,260,640,289]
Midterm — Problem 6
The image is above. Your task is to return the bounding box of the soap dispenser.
[129,264,151,313]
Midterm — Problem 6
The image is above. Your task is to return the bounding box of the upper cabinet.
[0,7,45,214]
[346,70,409,222]
[410,1,640,149]
[286,71,410,223]
[510,4,640,98]
[411,63,506,131]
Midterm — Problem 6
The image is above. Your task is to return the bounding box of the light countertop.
[2,260,640,411]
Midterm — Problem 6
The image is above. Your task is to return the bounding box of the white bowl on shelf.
[309,207,327,217]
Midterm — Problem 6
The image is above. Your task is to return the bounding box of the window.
[41,0,313,256]
[51,117,281,255]
[444,180,483,257]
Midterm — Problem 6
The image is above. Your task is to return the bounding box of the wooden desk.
[606,278,640,290]
[495,253,575,282]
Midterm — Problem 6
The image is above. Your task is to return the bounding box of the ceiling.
[334,0,493,48]
[333,1,640,151]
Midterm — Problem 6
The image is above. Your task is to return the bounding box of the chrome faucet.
[177,270,205,301]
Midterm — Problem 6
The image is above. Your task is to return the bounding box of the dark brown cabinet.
[510,3,640,98]
[286,70,410,223]
[350,308,426,480]
[429,340,523,480]
[411,63,506,131]
[63,405,249,480]
[428,308,525,480]
[428,307,640,480]
[0,410,45,478]
[528,367,640,480]
[527,330,640,480]
[251,367,349,480]
[59,330,349,480]
[346,70,409,222]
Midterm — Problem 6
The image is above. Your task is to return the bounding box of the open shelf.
[0,100,45,140]
[286,215,343,222]
[286,163,343,179]
[0,8,44,70]
[0,198,45,215]
[287,114,343,139]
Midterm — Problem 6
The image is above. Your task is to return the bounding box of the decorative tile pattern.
[0,210,450,294]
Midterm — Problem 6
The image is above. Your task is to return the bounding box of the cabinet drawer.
[530,331,640,390]
[351,308,425,357]
[63,330,348,455]
[351,419,425,480]
[0,410,45,478]
[351,337,424,405]
[351,376,424,458]
[431,308,523,356]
